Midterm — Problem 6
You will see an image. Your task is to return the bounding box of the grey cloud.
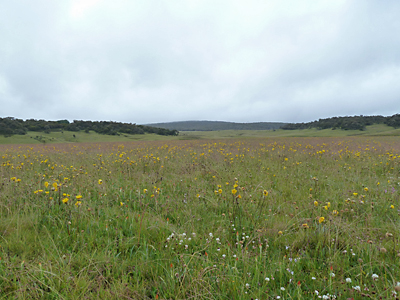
[1,1,400,124]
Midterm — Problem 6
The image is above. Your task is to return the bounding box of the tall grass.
[1,137,400,299]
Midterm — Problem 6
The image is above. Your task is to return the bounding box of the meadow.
[1,123,400,145]
[1,136,400,299]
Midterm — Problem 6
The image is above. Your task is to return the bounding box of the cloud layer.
[1,0,400,123]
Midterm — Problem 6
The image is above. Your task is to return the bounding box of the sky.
[1,0,400,124]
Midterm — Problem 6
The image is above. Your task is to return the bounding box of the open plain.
[1,135,400,299]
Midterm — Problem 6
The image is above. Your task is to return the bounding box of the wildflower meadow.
[1,137,400,299]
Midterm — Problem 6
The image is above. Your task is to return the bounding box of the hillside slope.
[144,120,286,131]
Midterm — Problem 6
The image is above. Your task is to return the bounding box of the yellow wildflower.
[263,190,268,196]
[76,195,82,199]
[62,198,69,204]
[318,217,325,224]
[44,182,49,188]
[231,189,237,195]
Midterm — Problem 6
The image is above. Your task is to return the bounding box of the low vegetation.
[144,121,286,131]
[1,136,400,299]
[147,114,400,132]
[0,117,178,138]
[2,123,400,145]
[282,114,400,131]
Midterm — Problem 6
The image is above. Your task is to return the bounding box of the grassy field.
[0,131,181,145]
[1,124,400,145]
[1,136,400,299]
[179,124,400,139]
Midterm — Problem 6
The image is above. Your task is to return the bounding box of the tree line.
[0,117,179,137]
[281,114,400,131]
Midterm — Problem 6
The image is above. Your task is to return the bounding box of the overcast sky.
[1,0,400,124]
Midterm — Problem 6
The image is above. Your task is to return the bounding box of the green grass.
[0,130,181,145]
[1,124,400,145]
[1,137,400,299]
[179,123,400,139]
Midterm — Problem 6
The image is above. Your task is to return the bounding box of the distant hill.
[144,121,287,131]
